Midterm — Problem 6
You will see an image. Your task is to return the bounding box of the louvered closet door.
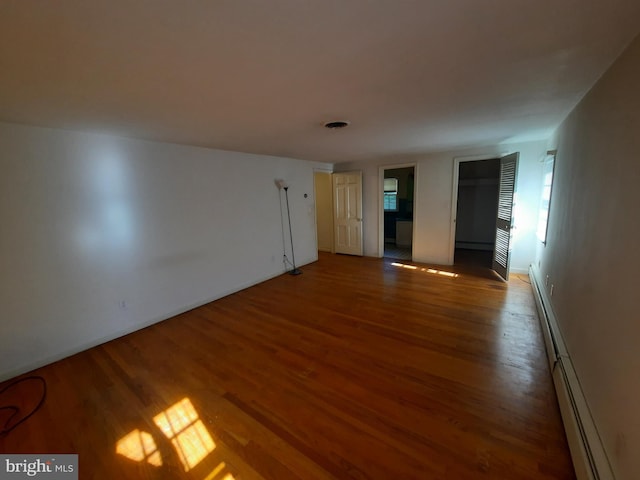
[492,153,519,281]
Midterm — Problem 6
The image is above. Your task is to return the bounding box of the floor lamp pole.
[284,186,302,275]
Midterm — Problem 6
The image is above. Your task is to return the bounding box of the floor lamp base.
[289,268,303,276]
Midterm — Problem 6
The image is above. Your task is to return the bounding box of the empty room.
[1,2,639,480]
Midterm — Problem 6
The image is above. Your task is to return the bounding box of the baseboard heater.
[529,265,614,480]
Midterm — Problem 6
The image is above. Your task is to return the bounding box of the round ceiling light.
[324,120,350,129]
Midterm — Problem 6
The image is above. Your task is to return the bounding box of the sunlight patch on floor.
[391,262,459,278]
[153,398,216,472]
[116,397,216,473]
[116,429,163,467]
[202,461,227,480]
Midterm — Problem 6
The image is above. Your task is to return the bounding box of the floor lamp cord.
[284,187,302,275]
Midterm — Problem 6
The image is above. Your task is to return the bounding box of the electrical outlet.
[119,300,127,310]
[545,275,549,286]
[550,284,554,297]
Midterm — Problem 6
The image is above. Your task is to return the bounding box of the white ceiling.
[1,1,638,164]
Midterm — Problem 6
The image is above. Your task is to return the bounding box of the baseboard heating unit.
[529,265,615,480]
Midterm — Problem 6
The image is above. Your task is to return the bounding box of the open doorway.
[454,158,500,268]
[381,166,415,260]
[313,170,333,253]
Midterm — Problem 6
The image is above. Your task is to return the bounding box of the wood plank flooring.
[0,253,575,479]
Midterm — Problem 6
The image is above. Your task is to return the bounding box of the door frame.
[449,153,509,265]
[378,163,418,259]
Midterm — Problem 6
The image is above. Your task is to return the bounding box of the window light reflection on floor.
[116,398,226,475]
[202,462,226,480]
[391,262,417,270]
[116,429,163,467]
[153,398,216,472]
[202,462,236,480]
[391,262,459,278]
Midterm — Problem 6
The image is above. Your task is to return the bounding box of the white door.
[333,171,363,256]
[492,152,519,281]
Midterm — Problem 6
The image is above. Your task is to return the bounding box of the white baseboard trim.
[0,262,310,383]
[529,264,615,480]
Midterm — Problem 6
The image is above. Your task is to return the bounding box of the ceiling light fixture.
[324,120,350,129]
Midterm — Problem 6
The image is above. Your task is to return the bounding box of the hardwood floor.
[454,248,494,268]
[0,253,575,479]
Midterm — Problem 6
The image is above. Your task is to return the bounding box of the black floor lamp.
[275,179,302,275]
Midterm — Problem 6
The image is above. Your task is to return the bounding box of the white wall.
[536,34,640,480]
[0,122,329,380]
[337,140,546,272]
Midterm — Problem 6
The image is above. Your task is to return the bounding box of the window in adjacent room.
[384,177,398,211]
[537,151,556,243]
